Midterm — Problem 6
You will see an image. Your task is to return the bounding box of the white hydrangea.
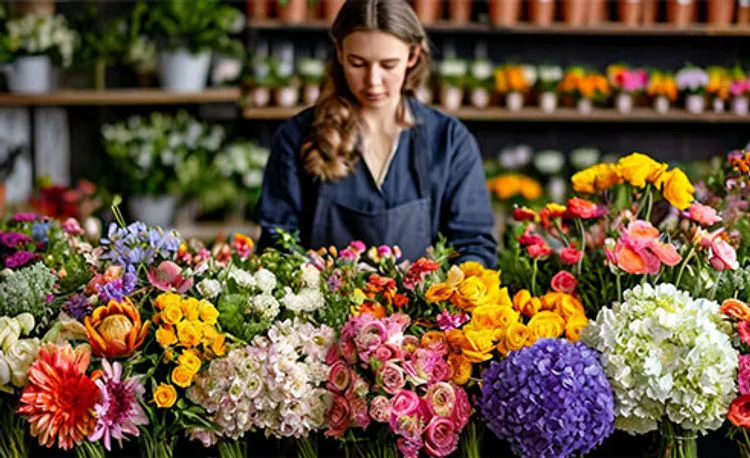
[249,294,279,321]
[254,269,277,294]
[228,267,256,290]
[196,279,221,299]
[582,283,738,435]
[281,287,325,313]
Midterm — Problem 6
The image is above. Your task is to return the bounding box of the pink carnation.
[739,321,750,346]
[740,355,750,396]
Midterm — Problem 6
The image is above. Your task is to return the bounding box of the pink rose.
[431,359,451,382]
[391,390,421,418]
[325,394,351,438]
[740,321,750,346]
[425,382,456,417]
[327,361,352,393]
[372,344,397,363]
[345,374,370,400]
[350,397,370,429]
[369,395,391,423]
[450,386,471,430]
[356,320,387,361]
[397,438,423,458]
[686,203,722,226]
[339,336,358,365]
[551,270,577,294]
[379,362,407,395]
[423,417,459,457]
[710,238,739,271]
[559,246,583,265]
[740,355,750,396]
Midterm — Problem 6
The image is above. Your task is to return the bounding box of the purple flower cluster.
[4,251,35,268]
[100,222,180,268]
[10,212,39,223]
[0,232,32,248]
[63,294,94,322]
[96,266,138,303]
[480,338,615,458]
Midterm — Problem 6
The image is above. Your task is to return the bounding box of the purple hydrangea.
[4,251,35,269]
[63,294,94,322]
[100,222,180,268]
[480,338,615,458]
[0,232,32,248]
[96,266,138,303]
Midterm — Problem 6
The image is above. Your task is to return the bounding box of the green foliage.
[0,263,57,333]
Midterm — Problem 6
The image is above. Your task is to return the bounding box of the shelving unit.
[0,88,241,106]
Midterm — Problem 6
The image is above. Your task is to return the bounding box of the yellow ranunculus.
[162,302,183,326]
[471,305,501,330]
[198,301,219,325]
[171,365,194,388]
[541,292,564,312]
[461,329,495,363]
[617,152,667,188]
[565,314,589,341]
[211,334,226,356]
[177,349,202,374]
[512,290,541,317]
[156,326,177,347]
[425,283,455,303]
[494,306,520,329]
[571,166,598,194]
[574,163,623,193]
[448,353,472,385]
[182,298,200,322]
[201,325,219,345]
[453,277,488,311]
[460,261,485,278]
[527,311,566,339]
[559,294,585,321]
[656,168,694,210]
[176,320,200,348]
[504,322,532,353]
[155,292,181,311]
[153,383,177,408]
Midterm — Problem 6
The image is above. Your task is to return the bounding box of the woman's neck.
[360,96,404,134]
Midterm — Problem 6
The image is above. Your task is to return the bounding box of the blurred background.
[0,0,748,244]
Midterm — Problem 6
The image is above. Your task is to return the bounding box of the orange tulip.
[85,298,150,358]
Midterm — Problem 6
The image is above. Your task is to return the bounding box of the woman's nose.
[366,66,383,87]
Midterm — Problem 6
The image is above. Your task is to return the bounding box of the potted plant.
[298,57,325,106]
[489,0,521,26]
[276,0,308,23]
[147,0,244,92]
[707,0,735,26]
[607,63,648,114]
[248,0,270,20]
[675,64,709,114]
[0,13,76,93]
[496,63,533,112]
[706,66,731,113]
[242,56,273,107]
[466,59,494,109]
[537,64,563,113]
[437,58,467,111]
[412,0,441,24]
[647,69,678,114]
[69,3,124,91]
[729,66,750,116]
[587,0,608,24]
[559,66,609,114]
[101,111,222,228]
[271,58,300,107]
[618,0,642,26]
[322,0,346,22]
[740,0,750,25]
[642,0,659,24]
[122,3,157,88]
[529,0,556,26]
[448,0,472,24]
[667,0,696,28]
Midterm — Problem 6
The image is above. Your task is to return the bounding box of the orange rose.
[565,314,589,342]
[513,290,541,318]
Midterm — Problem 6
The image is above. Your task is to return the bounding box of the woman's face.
[338,31,419,109]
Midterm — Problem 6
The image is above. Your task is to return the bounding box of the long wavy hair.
[300,0,431,182]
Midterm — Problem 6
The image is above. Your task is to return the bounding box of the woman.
[256,0,497,267]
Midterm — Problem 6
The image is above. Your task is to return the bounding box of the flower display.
[481,338,615,458]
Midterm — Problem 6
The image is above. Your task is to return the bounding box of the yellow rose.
[565,314,589,341]
[198,301,219,325]
[156,326,177,347]
[460,261,485,278]
[162,302,183,325]
[211,334,226,356]
[617,152,667,188]
[171,365,194,388]
[504,322,533,353]
[155,292,181,311]
[425,283,455,303]
[177,349,202,374]
[471,305,501,330]
[656,168,694,210]
[182,298,200,322]
[527,311,566,339]
[153,383,177,408]
[448,353,473,385]
[453,277,488,311]
[461,329,495,363]
[176,320,200,348]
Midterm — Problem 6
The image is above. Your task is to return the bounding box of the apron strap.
[408,97,430,200]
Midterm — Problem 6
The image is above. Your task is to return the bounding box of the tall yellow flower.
[452,277,488,311]
[565,314,589,341]
[572,163,623,194]
[460,261,485,278]
[656,168,694,210]
[617,152,667,188]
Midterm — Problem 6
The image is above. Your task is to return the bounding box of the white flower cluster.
[7,13,77,67]
[187,319,334,440]
[225,267,281,321]
[281,263,325,313]
[213,140,269,189]
[0,313,40,393]
[582,283,738,435]
[125,35,157,73]
[196,279,221,300]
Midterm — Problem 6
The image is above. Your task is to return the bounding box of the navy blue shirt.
[256,99,497,267]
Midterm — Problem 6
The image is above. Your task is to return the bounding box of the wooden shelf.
[248,20,750,36]
[0,88,241,106]
[242,105,750,123]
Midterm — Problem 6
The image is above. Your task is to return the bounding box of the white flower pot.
[654,95,670,114]
[274,86,300,107]
[712,97,725,113]
[303,84,320,106]
[505,92,524,112]
[4,56,53,93]
[250,87,271,107]
[470,88,491,109]
[685,94,705,114]
[440,86,463,111]
[129,195,178,228]
[732,96,749,116]
[577,98,593,114]
[415,86,433,104]
[159,49,211,92]
[616,93,633,114]
[539,91,558,113]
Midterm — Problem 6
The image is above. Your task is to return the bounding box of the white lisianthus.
[254,269,277,295]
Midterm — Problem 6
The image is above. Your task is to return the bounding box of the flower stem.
[675,246,696,289]
[531,258,539,297]
[616,270,622,303]
[645,186,654,222]
[576,218,586,276]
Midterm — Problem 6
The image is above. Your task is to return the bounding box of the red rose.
[527,243,552,258]
[551,270,577,294]
[559,246,583,265]
[728,395,750,428]
[325,394,351,438]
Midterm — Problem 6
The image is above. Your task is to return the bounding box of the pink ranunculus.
[327,361,352,393]
[350,397,370,429]
[559,246,583,265]
[349,240,366,254]
[610,220,682,274]
[423,416,459,457]
[451,386,471,430]
[686,203,722,226]
[391,390,421,418]
[710,237,739,271]
[551,271,577,294]
[401,335,420,356]
[146,261,193,293]
[379,362,407,395]
[62,218,85,236]
[739,321,750,346]
[369,395,391,423]
[740,355,750,396]
[390,413,423,443]
[397,438,423,458]
[355,320,387,360]
[325,344,340,366]
[527,242,552,259]
[325,394,351,438]
[425,382,456,417]
[372,344,396,363]
[345,374,370,400]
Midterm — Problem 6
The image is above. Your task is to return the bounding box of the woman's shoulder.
[274,106,316,142]
[409,98,473,141]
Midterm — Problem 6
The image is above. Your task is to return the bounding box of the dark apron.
[308,114,433,261]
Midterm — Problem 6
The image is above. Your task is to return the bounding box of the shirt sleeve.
[255,120,305,251]
[440,125,498,268]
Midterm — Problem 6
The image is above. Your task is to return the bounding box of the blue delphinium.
[97,265,138,303]
[480,338,615,458]
[100,222,180,268]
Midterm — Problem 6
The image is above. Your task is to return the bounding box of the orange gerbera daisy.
[17,343,100,450]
